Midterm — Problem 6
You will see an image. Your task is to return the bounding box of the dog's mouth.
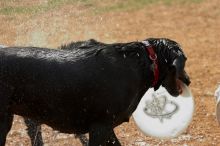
[162,73,190,97]
[162,79,180,97]
[174,72,191,96]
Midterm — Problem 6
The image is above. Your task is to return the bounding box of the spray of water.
[14,1,116,48]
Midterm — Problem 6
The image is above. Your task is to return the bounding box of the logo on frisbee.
[143,92,179,122]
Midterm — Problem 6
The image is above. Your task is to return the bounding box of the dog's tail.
[0,44,7,49]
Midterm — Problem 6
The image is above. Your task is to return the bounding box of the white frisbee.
[132,83,194,139]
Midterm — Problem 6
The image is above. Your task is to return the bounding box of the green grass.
[0,0,83,15]
[0,0,204,15]
[95,0,204,13]
[93,0,156,13]
[0,6,46,15]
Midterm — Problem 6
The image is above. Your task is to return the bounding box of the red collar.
[142,41,159,87]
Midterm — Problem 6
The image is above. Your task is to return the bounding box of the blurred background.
[0,0,220,145]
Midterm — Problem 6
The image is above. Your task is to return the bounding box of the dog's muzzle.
[179,70,191,86]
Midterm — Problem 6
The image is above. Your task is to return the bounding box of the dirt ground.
[1,0,220,145]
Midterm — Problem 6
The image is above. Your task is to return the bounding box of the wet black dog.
[0,38,190,146]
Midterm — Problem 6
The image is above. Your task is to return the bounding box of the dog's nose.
[183,75,191,86]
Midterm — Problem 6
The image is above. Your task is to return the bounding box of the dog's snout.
[179,71,191,86]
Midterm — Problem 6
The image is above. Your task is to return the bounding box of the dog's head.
[146,38,191,97]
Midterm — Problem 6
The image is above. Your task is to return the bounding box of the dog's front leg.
[105,129,121,146]
[89,122,121,146]
[0,113,13,146]
[0,83,14,146]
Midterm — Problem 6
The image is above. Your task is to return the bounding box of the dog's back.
[0,44,149,134]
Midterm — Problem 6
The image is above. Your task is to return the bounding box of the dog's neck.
[142,41,159,87]
[153,47,170,90]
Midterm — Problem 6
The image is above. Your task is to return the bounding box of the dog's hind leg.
[24,118,43,146]
[0,83,14,146]
[89,122,121,146]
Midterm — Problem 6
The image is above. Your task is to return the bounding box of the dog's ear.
[154,52,183,92]
[153,64,177,91]
[161,65,180,97]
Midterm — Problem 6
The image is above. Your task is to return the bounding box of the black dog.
[0,38,190,146]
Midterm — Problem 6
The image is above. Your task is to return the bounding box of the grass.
[0,0,82,15]
[95,0,204,13]
[93,0,156,13]
[0,6,46,15]
[0,0,204,15]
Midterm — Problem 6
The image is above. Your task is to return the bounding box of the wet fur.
[0,38,190,146]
